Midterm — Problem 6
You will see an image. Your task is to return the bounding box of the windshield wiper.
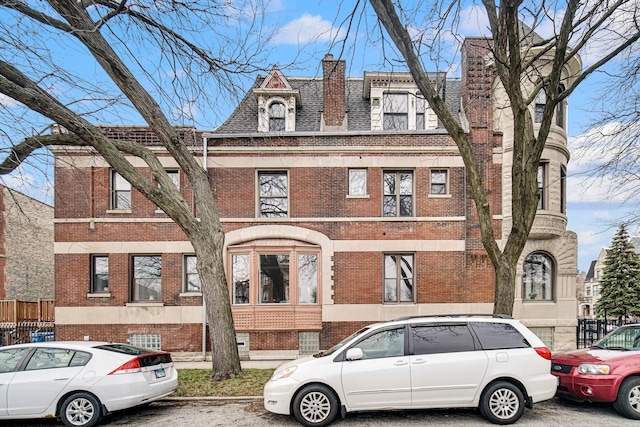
[313,351,325,358]
[604,346,631,351]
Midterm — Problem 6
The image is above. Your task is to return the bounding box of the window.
[586,286,591,296]
[183,255,200,292]
[91,255,109,293]
[383,93,408,130]
[129,333,161,351]
[167,169,179,188]
[593,285,600,297]
[353,327,405,359]
[411,325,475,354]
[534,87,546,123]
[383,171,413,217]
[25,348,87,370]
[269,102,286,131]
[229,243,319,306]
[259,171,288,217]
[430,169,448,195]
[0,348,30,373]
[415,94,426,130]
[560,165,566,213]
[537,163,546,210]
[111,170,131,210]
[298,253,318,304]
[260,254,290,303]
[348,169,367,196]
[232,254,250,304]
[132,255,162,301]
[556,84,566,128]
[384,254,414,303]
[470,322,530,350]
[523,252,554,301]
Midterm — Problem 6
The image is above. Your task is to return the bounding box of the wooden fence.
[0,300,55,323]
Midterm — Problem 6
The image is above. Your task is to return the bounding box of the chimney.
[322,53,347,130]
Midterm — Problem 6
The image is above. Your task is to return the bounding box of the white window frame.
[348,168,368,197]
[257,170,289,217]
[110,170,131,210]
[429,169,449,196]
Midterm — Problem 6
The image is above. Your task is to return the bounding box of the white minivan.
[264,315,557,426]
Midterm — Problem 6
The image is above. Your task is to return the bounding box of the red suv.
[551,324,640,419]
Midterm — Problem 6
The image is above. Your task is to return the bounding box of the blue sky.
[1,0,636,273]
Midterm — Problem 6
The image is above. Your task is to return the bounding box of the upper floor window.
[258,170,288,217]
[537,163,547,210]
[91,255,109,293]
[131,255,162,302]
[523,252,554,301]
[229,243,319,305]
[348,169,367,196]
[415,94,426,130]
[183,255,201,293]
[111,170,131,210]
[383,93,408,130]
[430,169,448,195]
[269,102,286,131]
[534,89,546,123]
[593,285,600,297]
[556,84,566,128]
[384,253,414,303]
[383,171,413,217]
[560,165,566,214]
[167,169,179,188]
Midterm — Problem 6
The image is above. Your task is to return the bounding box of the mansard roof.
[214,74,461,134]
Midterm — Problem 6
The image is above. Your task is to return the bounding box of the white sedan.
[0,341,178,427]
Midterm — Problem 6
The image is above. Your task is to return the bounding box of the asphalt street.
[2,397,638,427]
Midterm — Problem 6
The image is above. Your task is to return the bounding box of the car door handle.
[54,378,70,381]
[411,359,426,365]
[393,360,408,366]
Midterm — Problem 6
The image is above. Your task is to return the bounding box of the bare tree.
[0,0,275,380]
[367,0,640,314]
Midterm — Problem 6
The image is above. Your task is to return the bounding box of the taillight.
[535,347,552,360]
[109,358,142,375]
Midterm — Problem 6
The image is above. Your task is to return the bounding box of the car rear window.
[411,324,476,355]
[94,343,158,355]
[470,322,530,350]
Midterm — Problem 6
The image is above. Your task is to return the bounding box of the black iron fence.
[0,322,55,346]
[577,318,640,348]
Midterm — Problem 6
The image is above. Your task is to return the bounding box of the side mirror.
[345,348,364,361]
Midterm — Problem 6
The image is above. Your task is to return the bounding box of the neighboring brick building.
[0,186,54,301]
[52,37,580,354]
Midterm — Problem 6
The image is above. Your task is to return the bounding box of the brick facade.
[52,37,579,354]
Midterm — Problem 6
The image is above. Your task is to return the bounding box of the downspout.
[201,133,209,361]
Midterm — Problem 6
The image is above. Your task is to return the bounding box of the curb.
[163,396,263,403]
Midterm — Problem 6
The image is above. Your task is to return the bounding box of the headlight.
[577,363,611,375]
[270,366,297,381]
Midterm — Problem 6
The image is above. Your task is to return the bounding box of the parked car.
[0,341,178,427]
[264,315,557,426]
[552,323,640,419]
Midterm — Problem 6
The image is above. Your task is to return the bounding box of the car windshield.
[593,327,640,351]
[314,327,370,357]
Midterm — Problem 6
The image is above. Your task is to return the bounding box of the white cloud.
[0,168,53,205]
[272,14,346,45]
[0,93,21,109]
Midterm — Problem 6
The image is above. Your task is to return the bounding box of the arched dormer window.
[523,252,555,301]
[269,102,286,131]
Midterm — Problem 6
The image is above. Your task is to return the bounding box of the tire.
[292,384,339,427]
[479,381,525,425]
[59,392,103,427]
[614,377,640,419]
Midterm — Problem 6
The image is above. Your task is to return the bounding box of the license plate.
[155,368,166,378]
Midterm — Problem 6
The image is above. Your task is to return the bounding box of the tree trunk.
[494,253,518,316]
[191,229,242,380]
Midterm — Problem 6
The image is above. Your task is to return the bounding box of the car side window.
[0,348,30,373]
[69,351,92,367]
[411,324,475,355]
[470,322,530,350]
[25,348,77,370]
[353,327,405,359]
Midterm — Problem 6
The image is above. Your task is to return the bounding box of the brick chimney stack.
[322,53,347,130]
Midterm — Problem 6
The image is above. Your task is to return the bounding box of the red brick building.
[53,38,580,356]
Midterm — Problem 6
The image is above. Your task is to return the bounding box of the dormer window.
[269,102,286,131]
[383,93,408,130]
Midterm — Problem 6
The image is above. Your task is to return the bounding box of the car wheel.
[614,377,640,419]
[60,392,103,427]
[292,384,339,427]
[479,381,525,425]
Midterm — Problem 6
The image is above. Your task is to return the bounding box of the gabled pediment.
[253,65,301,104]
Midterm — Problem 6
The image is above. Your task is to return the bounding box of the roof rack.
[391,314,513,322]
